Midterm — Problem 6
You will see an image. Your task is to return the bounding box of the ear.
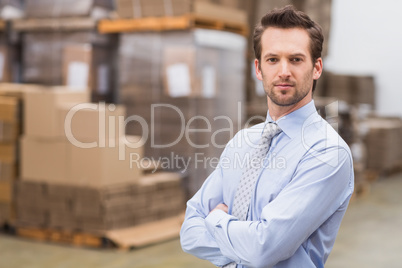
[254,59,263,81]
[313,58,323,80]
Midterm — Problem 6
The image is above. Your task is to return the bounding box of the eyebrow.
[263,53,278,59]
[290,53,307,58]
[263,52,307,59]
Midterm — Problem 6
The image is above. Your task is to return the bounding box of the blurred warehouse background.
[0,0,401,267]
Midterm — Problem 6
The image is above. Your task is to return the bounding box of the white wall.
[325,0,402,116]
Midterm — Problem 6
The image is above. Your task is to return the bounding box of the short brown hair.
[253,5,324,91]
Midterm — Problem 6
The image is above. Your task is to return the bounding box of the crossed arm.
[180,146,353,268]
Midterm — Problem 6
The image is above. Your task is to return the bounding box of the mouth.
[274,84,294,90]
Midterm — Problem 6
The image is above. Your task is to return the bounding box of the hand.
[210,203,228,214]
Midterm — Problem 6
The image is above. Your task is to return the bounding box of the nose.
[278,61,291,79]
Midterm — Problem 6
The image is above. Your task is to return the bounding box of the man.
[180,5,354,268]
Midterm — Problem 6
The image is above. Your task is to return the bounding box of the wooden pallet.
[105,213,184,250]
[98,15,248,36]
[14,213,184,249]
[16,227,105,248]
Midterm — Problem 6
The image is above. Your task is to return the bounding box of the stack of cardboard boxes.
[0,83,39,225]
[0,94,19,224]
[13,86,185,232]
[16,172,185,232]
[18,0,116,102]
[363,117,402,174]
[322,72,376,108]
[119,29,246,194]
[20,88,141,186]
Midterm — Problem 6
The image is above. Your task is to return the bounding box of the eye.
[267,58,278,63]
[291,58,303,62]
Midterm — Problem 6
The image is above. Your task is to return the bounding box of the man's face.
[255,27,322,107]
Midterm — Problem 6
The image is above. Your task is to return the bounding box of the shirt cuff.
[205,209,234,238]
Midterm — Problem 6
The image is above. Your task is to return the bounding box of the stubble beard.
[262,71,314,107]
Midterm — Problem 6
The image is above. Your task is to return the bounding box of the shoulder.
[302,113,350,150]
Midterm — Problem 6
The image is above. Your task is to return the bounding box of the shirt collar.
[264,100,318,139]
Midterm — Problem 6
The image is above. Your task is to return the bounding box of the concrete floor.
[1,173,402,268]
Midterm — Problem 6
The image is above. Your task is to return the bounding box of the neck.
[267,95,312,121]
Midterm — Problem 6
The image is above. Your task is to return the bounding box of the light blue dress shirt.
[180,100,354,268]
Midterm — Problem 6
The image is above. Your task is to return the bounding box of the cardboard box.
[364,117,402,171]
[24,88,89,138]
[0,83,43,99]
[22,32,114,102]
[0,96,19,122]
[0,95,21,142]
[21,136,71,183]
[62,45,112,97]
[163,46,197,98]
[58,102,125,144]
[70,135,144,187]
[162,46,219,98]
[0,142,17,162]
[62,44,93,89]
